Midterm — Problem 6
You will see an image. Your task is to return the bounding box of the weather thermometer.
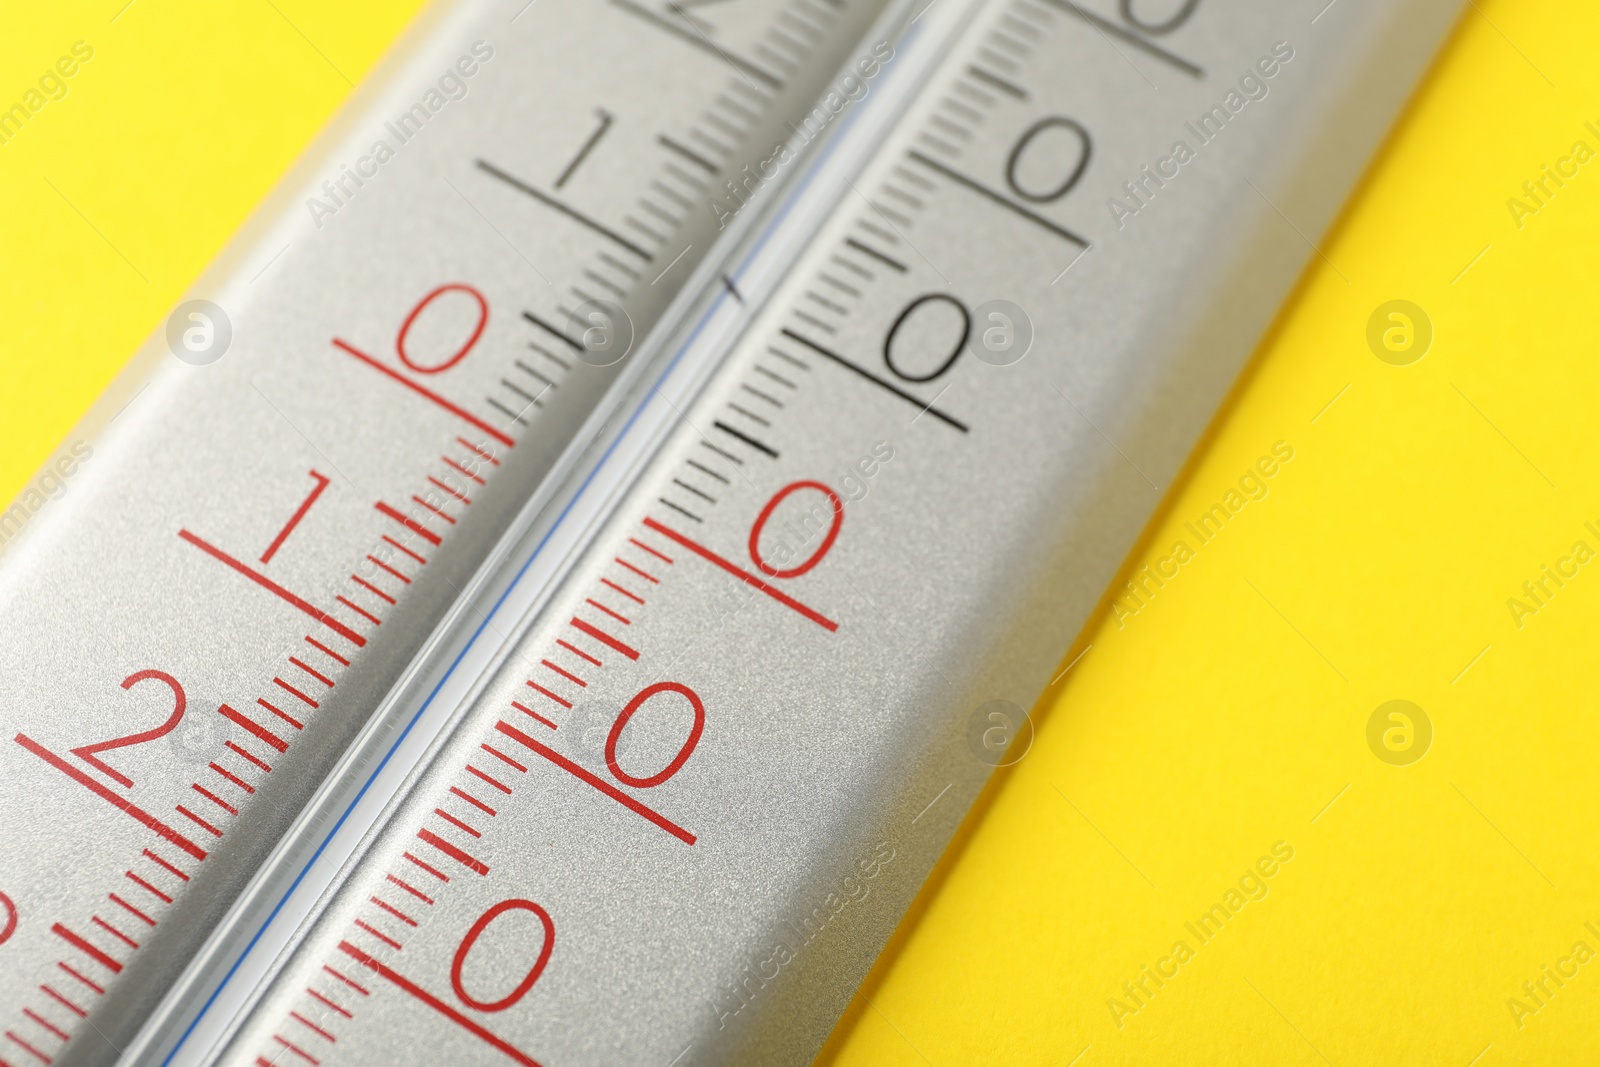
[0,0,1459,1064]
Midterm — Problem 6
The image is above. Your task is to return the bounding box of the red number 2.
[70,670,187,789]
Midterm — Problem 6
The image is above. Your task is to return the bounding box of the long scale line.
[641,518,838,630]
[608,0,783,89]
[51,925,123,975]
[778,328,968,431]
[1041,0,1203,77]
[495,721,695,845]
[13,736,208,860]
[476,159,655,261]
[906,150,1088,247]
[335,943,541,1067]
[332,340,515,447]
[178,531,368,648]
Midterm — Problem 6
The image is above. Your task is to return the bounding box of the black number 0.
[1118,0,1202,36]
[1005,117,1092,205]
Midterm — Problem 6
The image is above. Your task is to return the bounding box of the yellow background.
[4,1,1597,1063]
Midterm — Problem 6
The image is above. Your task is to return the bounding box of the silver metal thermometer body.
[199,0,1462,1063]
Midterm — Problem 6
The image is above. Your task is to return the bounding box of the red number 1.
[259,470,331,563]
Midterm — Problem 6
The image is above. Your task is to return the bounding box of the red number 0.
[747,480,844,579]
[397,283,489,374]
[604,682,705,788]
[70,670,187,789]
[450,899,555,1012]
[0,892,16,946]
